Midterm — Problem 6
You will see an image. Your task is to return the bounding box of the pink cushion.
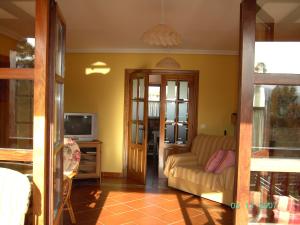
[214,150,235,174]
[204,150,226,172]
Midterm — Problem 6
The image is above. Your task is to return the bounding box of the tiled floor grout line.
[65,183,233,225]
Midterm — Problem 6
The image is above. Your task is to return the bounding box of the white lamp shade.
[141,24,182,47]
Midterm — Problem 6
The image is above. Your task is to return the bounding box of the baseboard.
[101,172,123,178]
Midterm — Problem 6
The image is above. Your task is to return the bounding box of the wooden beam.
[0,68,34,80]
[33,0,50,224]
[254,73,300,85]
[0,149,33,161]
[234,0,256,224]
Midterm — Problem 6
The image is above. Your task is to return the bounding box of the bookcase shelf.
[76,140,101,181]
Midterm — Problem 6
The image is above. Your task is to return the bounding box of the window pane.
[166,102,176,122]
[148,102,160,118]
[0,80,33,149]
[53,150,63,217]
[138,101,144,120]
[255,1,300,74]
[148,86,160,101]
[165,123,175,144]
[131,123,136,144]
[252,85,300,159]
[55,20,64,77]
[177,123,188,144]
[178,102,188,122]
[166,81,177,100]
[138,124,144,144]
[249,171,300,224]
[179,81,188,100]
[54,83,63,146]
[132,79,137,99]
[255,42,300,74]
[0,0,36,68]
[132,100,137,120]
[139,78,144,99]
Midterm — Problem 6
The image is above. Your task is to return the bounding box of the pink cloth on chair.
[63,138,81,176]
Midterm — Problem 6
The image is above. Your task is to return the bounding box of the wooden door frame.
[0,0,62,224]
[123,69,199,179]
[235,0,300,224]
[234,0,256,224]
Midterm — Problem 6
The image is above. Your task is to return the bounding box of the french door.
[159,74,198,177]
[127,71,149,184]
[49,1,66,224]
[236,0,300,224]
[125,70,198,182]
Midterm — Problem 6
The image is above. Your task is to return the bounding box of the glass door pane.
[54,83,63,147]
[249,84,300,223]
[130,77,146,145]
[0,79,33,149]
[164,80,190,144]
[53,149,63,217]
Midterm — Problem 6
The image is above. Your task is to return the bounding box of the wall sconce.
[85,61,111,75]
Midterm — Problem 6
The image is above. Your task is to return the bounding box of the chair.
[0,168,31,225]
[62,138,81,224]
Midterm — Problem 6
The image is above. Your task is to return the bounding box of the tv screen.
[64,115,92,135]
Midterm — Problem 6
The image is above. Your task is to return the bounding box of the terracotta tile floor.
[63,178,233,225]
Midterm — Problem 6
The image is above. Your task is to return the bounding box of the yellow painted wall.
[0,33,17,56]
[64,53,239,173]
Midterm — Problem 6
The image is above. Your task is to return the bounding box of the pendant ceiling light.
[141,0,182,47]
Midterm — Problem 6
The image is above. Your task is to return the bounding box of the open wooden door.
[159,73,198,177]
[0,0,65,224]
[127,71,149,184]
[48,1,66,224]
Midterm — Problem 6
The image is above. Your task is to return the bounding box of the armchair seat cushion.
[170,165,222,191]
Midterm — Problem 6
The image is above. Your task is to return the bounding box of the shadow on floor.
[63,178,233,225]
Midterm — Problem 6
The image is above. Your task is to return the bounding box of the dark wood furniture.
[76,140,102,181]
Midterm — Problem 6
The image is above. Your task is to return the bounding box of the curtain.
[148,102,160,118]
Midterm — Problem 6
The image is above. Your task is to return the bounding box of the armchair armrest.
[163,145,190,163]
[164,152,198,177]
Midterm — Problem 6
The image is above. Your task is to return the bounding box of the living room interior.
[0,0,300,225]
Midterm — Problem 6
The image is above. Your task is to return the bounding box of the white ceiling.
[57,0,241,54]
[1,0,299,54]
[0,0,35,39]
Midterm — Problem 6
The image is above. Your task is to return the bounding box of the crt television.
[64,113,97,141]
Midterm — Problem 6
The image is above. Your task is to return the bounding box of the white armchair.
[0,168,31,225]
